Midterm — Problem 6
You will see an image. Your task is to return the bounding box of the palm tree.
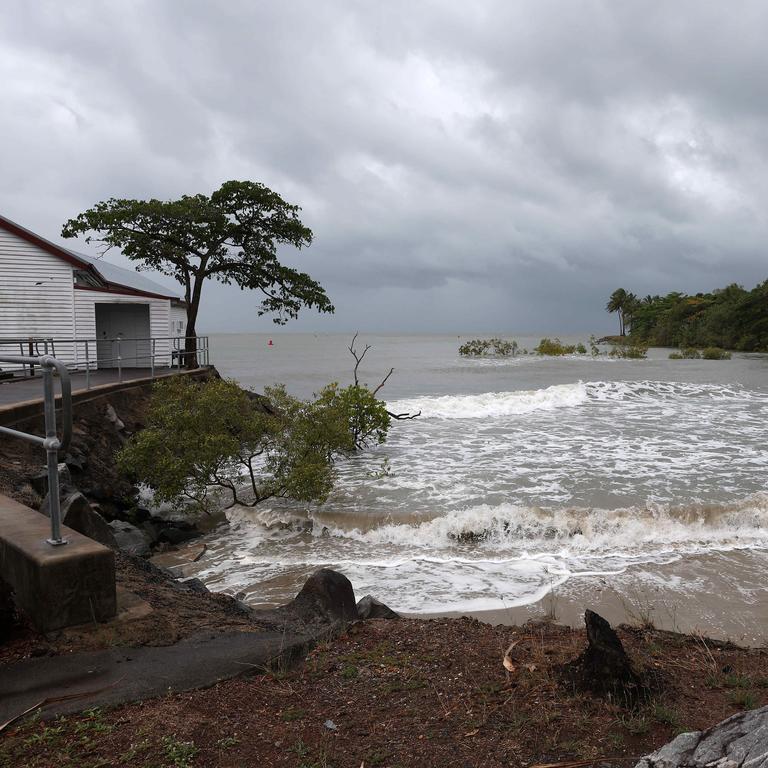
[623,292,640,334]
[606,288,628,336]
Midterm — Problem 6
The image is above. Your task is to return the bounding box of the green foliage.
[605,288,639,336]
[61,181,334,354]
[609,342,648,359]
[589,335,601,356]
[669,347,731,360]
[702,347,732,360]
[616,280,768,351]
[118,376,390,511]
[459,338,518,356]
[534,338,586,355]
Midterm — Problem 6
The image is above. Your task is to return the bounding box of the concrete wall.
[0,493,116,632]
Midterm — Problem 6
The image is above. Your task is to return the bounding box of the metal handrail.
[0,354,72,546]
[0,335,210,389]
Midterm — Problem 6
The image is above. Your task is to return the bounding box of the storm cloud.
[2,1,767,333]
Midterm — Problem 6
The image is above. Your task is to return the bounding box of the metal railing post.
[42,362,66,546]
[85,340,90,390]
[151,339,155,380]
[117,338,122,383]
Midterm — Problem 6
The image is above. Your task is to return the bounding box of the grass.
[729,690,758,710]
[162,735,199,767]
[651,703,681,730]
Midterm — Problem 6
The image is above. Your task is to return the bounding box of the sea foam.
[388,381,589,419]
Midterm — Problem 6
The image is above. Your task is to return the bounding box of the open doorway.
[95,303,151,368]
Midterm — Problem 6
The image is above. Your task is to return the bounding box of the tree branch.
[387,409,421,420]
[348,332,371,386]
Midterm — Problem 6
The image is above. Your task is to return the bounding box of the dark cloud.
[2,1,767,334]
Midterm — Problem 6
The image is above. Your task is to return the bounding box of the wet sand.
[425,549,768,646]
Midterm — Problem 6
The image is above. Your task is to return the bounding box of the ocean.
[183,333,768,639]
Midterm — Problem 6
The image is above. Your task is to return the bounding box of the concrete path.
[0,368,181,407]
[0,629,311,723]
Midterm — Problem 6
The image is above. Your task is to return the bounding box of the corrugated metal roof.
[69,250,184,300]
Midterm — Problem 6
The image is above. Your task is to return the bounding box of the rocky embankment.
[0,375,215,556]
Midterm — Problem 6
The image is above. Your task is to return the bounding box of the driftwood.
[561,610,646,705]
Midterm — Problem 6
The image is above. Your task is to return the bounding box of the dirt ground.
[3,616,768,768]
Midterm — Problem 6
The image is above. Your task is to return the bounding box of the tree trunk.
[184,304,199,369]
[183,276,205,368]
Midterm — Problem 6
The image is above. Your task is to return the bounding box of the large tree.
[61,180,334,364]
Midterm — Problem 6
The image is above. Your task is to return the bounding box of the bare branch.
[387,409,421,421]
[348,332,371,386]
[372,367,394,396]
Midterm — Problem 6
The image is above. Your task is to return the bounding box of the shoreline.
[410,549,768,647]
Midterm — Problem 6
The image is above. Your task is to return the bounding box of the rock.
[105,403,125,431]
[140,521,160,544]
[34,463,74,501]
[634,705,768,768]
[158,526,201,546]
[57,492,118,548]
[63,452,86,472]
[563,610,644,703]
[179,578,209,594]
[108,520,151,557]
[356,595,399,620]
[292,568,359,625]
[29,470,49,497]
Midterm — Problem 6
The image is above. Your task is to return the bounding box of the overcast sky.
[2,1,767,334]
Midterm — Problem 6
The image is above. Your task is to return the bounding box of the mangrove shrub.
[118,376,390,512]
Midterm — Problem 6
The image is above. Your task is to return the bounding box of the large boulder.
[108,520,151,557]
[291,568,359,625]
[59,493,118,548]
[357,595,399,620]
[634,706,768,768]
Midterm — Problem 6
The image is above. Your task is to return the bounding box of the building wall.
[0,225,183,370]
[0,229,75,345]
[169,304,187,337]
[74,290,174,367]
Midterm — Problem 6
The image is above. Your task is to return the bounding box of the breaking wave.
[388,382,589,419]
[311,494,768,558]
[387,380,768,420]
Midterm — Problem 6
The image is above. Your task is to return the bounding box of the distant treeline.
[606,281,768,351]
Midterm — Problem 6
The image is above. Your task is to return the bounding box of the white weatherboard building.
[0,214,187,370]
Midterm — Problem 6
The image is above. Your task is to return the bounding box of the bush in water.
[534,338,587,356]
[609,342,649,359]
[118,376,391,513]
[459,338,519,357]
[702,347,732,360]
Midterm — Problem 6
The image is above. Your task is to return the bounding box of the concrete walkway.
[0,368,182,407]
[0,629,312,723]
